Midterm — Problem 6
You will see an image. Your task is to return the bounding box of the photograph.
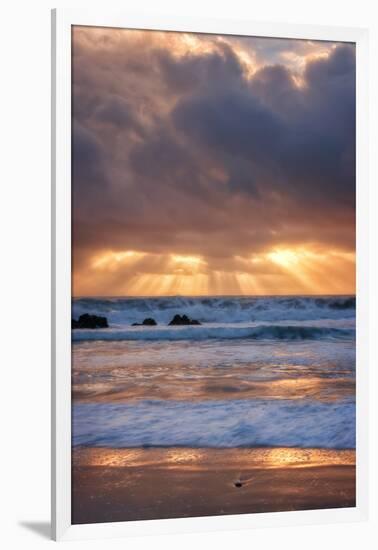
[70,25,356,524]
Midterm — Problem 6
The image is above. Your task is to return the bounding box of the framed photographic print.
[51,8,369,541]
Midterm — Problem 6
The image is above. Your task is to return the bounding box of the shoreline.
[72,447,355,524]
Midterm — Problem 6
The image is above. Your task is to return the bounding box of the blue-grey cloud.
[71,29,355,265]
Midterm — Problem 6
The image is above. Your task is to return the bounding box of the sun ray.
[73,243,355,297]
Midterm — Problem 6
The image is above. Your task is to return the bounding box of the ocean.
[72,295,356,450]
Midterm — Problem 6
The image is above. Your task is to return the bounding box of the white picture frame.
[51,8,369,541]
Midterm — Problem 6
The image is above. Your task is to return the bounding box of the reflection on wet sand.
[72,447,356,524]
[73,375,355,403]
[72,339,355,404]
[73,446,355,470]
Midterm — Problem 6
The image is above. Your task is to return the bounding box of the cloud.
[172,44,355,207]
[71,27,355,295]
[94,95,142,133]
[72,121,109,222]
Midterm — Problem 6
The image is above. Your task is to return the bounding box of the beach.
[72,447,355,524]
[72,295,356,524]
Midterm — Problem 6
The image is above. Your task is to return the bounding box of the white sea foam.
[73,398,355,449]
[72,323,355,342]
[72,295,355,326]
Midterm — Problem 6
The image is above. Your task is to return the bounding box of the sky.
[72,26,355,296]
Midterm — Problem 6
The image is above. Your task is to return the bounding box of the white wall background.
[0,0,376,548]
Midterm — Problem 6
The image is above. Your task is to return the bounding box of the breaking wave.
[73,398,355,449]
[72,295,355,326]
[72,323,354,342]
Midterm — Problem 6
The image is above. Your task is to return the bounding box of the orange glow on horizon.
[73,244,355,297]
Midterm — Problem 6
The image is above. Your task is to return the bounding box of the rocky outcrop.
[72,314,109,329]
[168,314,201,326]
[132,318,157,326]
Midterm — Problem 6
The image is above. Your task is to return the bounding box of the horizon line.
[72,292,356,299]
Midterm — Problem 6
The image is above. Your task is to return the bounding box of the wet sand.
[72,447,355,524]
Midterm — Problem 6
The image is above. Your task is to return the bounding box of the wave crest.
[73,295,356,326]
[72,324,354,342]
[73,399,355,449]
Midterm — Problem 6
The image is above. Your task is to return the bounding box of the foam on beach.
[73,398,355,449]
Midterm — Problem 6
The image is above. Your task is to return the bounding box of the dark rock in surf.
[132,318,157,326]
[72,313,109,329]
[168,314,201,326]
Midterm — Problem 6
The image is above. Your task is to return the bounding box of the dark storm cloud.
[249,64,302,116]
[172,44,355,208]
[72,121,108,193]
[94,95,142,132]
[173,88,284,161]
[71,28,355,275]
[156,40,244,93]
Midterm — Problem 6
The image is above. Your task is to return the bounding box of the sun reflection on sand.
[74,447,355,471]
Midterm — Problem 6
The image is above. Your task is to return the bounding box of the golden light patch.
[165,32,216,59]
[291,74,306,89]
[74,447,355,470]
[279,44,334,75]
[92,250,145,270]
[171,254,205,267]
[267,248,303,268]
[261,246,356,295]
